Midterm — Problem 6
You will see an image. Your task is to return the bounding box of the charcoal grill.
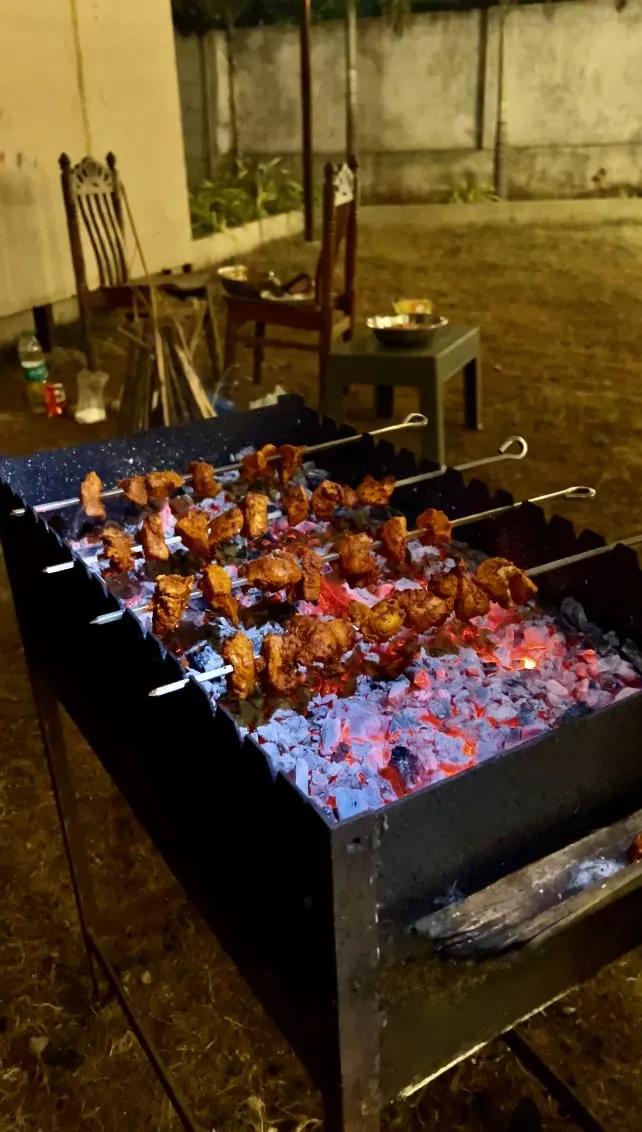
[2,394,642,1132]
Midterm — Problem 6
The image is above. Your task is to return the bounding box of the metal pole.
[300,0,314,241]
[345,0,358,157]
[494,0,508,198]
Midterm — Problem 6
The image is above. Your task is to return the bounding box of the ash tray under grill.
[367,313,448,347]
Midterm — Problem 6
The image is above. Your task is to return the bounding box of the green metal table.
[322,324,482,464]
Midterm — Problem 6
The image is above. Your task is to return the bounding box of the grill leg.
[26,667,204,1131]
[504,1030,606,1132]
[27,665,101,999]
[325,827,382,1131]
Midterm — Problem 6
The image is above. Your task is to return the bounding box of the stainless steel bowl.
[367,314,448,348]
[217,264,262,299]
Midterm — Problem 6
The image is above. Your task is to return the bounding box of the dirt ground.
[2,214,642,1131]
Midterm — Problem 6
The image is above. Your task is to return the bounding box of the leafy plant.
[447,174,500,204]
[189,157,303,237]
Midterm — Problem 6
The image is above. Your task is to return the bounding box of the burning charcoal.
[334,787,372,820]
[189,460,221,499]
[140,513,169,562]
[80,471,106,520]
[389,745,421,785]
[119,474,148,507]
[188,642,224,673]
[559,702,592,725]
[628,834,642,862]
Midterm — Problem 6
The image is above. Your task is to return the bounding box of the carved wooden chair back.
[59,152,132,292]
[316,157,358,313]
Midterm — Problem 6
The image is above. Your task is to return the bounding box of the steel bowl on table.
[367,313,448,348]
[218,264,279,299]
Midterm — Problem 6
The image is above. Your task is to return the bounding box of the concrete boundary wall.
[175,0,642,200]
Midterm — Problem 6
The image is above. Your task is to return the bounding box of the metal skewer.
[11,413,429,518]
[93,483,589,625]
[45,434,529,574]
[149,522,639,700]
[112,483,587,688]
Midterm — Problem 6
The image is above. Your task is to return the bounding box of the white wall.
[0,0,192,320]
[175,0,642,200]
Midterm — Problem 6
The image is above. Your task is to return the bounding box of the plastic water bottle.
[18,333,48,414]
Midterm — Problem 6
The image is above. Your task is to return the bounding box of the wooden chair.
[59,152,221,376]
[222,157,358,399]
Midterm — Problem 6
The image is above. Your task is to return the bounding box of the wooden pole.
[300,0,314,241]
[345,0,358,157]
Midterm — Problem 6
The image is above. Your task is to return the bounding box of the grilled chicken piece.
[282,483,310,526]
[119,475,148,507]
[311,479,344,520]
[140,513,169,562]
[356,474,396,507]
[241,444,277,481]
[301,548,323,602]
[102,526,134,572]
[397,589,451,631]
[349,597,406,642]
[189,460,221,499]
[262,632,299,694]
[208,506,244,548]
[431,567,460,606]
[342,485,359,509]
[474,557,538,608]
[336,532,378,582]
[245,550,302,591]
[152,574,194,635]
[454,573,490,620]
[380,515,408,565]
[145,471,184,501]
[289,615,355,665]
[80,471,106,520]
[278,444,305,486]
[416,507,452,545]
[223,632,256,699]
[201,564,239,624]
[349,598,406,642]
[175,507,210,558]
[243,491,269,539]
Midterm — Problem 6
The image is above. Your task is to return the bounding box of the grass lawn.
[2,212,642,1130]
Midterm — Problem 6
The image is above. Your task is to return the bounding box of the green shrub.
[190,156,303,238]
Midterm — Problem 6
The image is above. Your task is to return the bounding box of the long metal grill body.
[3,395,642,1116]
